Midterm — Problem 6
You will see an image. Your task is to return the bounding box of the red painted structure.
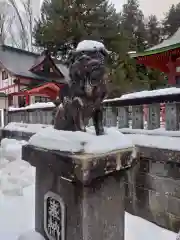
[129,28,180,123]
[10,82,62,105]
[27,82,61,99]
[137,51,180,85]
[130,28,180,86]
[0,45,69,107]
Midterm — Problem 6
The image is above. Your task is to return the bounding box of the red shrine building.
[129,27,180,86]
[0,45,69,108]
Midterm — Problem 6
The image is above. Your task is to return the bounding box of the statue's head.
[69,40,110,98]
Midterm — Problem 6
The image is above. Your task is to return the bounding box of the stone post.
[146,103,160,130]
[104,106,117,127]
[22,144,133,240]
[131,105,144,129]
[117,107,129,129]
[165,103,180,131]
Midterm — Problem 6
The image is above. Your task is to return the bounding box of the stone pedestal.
[22,145,133,240]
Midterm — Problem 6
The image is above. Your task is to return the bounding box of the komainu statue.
[53,40,109,135]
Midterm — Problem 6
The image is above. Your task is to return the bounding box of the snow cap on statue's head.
[76,40,111,54]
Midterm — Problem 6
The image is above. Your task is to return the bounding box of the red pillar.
[8,95,13,106]
[167,60,176,85]
[25,94,30,105]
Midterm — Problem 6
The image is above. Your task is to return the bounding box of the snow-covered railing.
[5,87,180,131]
[7,102,55,125]
[103,87,180,131]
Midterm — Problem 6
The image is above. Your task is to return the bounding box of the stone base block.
[22,144,135,240]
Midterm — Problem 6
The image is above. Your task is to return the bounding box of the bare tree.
[0,11,6,44]
[8,0,28,49]
[0,3,13,45]
[21,0,33,50]
[7,14,22,48]
[7,0,38,51]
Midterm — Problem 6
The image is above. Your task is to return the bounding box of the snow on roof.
[103,87,180,103]
[9,102,55,111]
[28,126,134,154]
[148,27,180,51]
[129,27,180,58]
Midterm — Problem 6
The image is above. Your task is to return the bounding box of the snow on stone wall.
[104,87,180,102]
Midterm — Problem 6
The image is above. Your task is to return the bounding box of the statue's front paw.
[96,126,104,136]
[99,129,105,135]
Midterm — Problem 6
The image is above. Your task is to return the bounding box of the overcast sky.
[16,0,180,20]
[111,0,180,19]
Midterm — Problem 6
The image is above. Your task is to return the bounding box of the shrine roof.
[0,45,68,83]
[0,45,39,77]
[56,63,70,82]
[130,27,180,58]
[27,82,60,95]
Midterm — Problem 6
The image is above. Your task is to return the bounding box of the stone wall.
[124,146,180,233]
[6,107,54,125]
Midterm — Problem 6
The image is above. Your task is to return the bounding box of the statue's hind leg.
[72,97,86,132]
[92,107,104,136]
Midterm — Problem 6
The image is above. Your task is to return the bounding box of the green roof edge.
[0,92,7,97]
[129,42,180,58]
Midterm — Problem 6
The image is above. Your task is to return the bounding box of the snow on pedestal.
[28,126,134,154]
[18,230,45,240]
[24,126,136,187]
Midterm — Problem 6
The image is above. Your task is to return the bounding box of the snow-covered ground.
[0,138,177,239]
